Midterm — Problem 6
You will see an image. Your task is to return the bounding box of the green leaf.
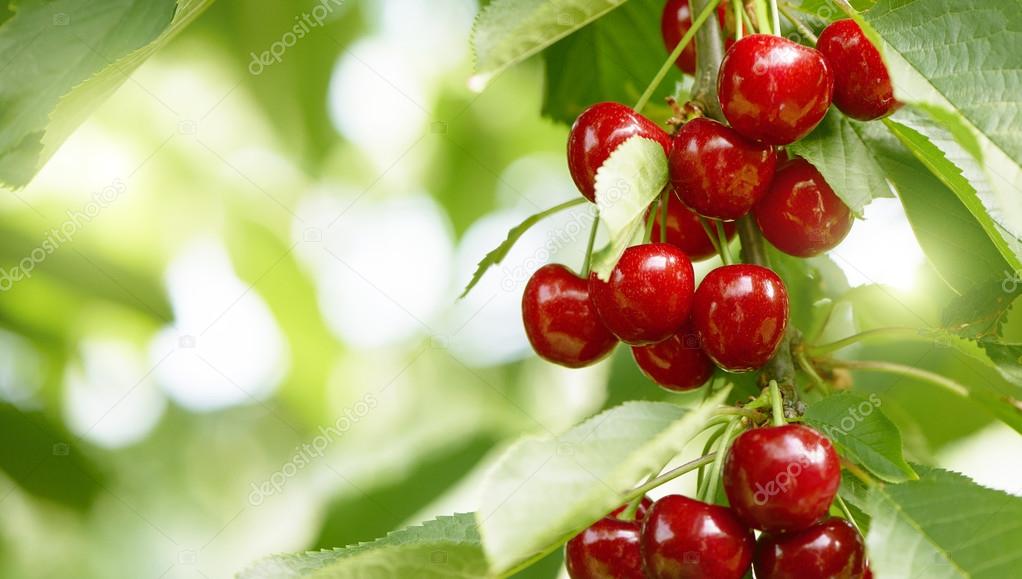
[0,0,213,189]
[478,389,728,574]
[458,198,587,299]
[239,513,487,579]
[978,340,1022,392]
[943,274,1021,340]
[864,0,1022,272]
[471,0,630,89]
[590,135,669,280]
[541,0,683,125]
[864,467,1022,579]
[787,110,894,216]
[803,393,915,483]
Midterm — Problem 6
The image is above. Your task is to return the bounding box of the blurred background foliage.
[0,1,1019,578]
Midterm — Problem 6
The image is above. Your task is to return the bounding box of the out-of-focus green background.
[1,1,1019,578]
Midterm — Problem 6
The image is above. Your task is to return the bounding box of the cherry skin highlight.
[522,264,618,368]
[565,497,654,579]
[652,191,737,261]
[718,34,834,145]
[661,0,729,74]
[669,117,778,220]
[818,19,899,121]
[691,264,788,372]
[641,494,755,579]
[589,243,695,345]
[723,424,841,532]
[567,102,672,202]
[754,157,854,257]
[754,518,867,579]
[631,322,716,391]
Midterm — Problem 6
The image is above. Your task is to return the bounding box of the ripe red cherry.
[754,157,853,257]
[691,264,788,372]
[568,102,672,202]
[661,0,728,74]
[631,322,715,391]
[565,497,654,579]
[723,424,841,532]
[641,494,754,579]
[818,19,898,121]
[589,243,695,345]
[754,518,867,579]
[669,118,777,220]
[652,191,737,261]
[522,264,618,368]
[718,35,833,145]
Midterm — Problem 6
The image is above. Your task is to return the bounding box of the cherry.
[818,19,898,121]
[653,191,737,260]
[641,494,754,579]
[565,497,654,579]
[754,157,853,257]
[631,322,715,391]
[691,264,788,372]
[723,424,841,532]
[754,518,867,579]
[522,264,618,368]
[661,0,729,75]
[589,243,695,345]
[669,117,778,220]
[718,34,833,145]
[568,102,672,202]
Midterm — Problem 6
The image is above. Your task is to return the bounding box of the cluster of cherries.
[566,423,869,579]
[522,4,897,395]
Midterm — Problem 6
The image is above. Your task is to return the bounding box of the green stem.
[702,419,743,503]
[659,189,670,243]
[796,349,829,393]
[697,424,727,490]
[580,208,601,277]
[635,0,724,113]
[618,493,646,522]
[834,494,861,532]
[808,327,935,356]
[831,0,858,18]
[732,0,744,39]
[754,0,771,34]
[627,453,718,500]
[698,216,726,261]
[769,380,785,426]
[769,0,781,35]
[690,0,728,119]
[715,220,733,265]
[835,359,970,398]
[643,199,660,243]
[778,2,817,44]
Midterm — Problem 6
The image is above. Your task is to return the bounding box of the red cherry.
[723,424,841,532]
[754,518,867,579]
[652,191,737,260]
[718,35,834,145]
[565,497,654,579]
[669,118,778,220]
[631,322,715,391]
[691,264,788,372]
[589,243,695,345]
[754,157,853,257]
[661,0,729,74]
[818,19,898,121]
[641,494,755,579]
[522,264,618,368]
[568,102,672,202]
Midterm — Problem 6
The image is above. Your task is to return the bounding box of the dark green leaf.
[804,393,915,483]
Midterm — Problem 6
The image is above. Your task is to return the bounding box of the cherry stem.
[768,380,785,426]
[635,0,724,113]
[701,418,743,503]
[778,2,817,44]
[807,326,931,356]
[834,494,862,532]
[841,457,878,488]
[618,493,646,522]
[697,423,728,490]
[832,359,970,399]
[831,0,858,19]
[770,0,781,35]
[580,208,600,277]
[643,199,660,243]
[626,453,718,501]
[698,216,726,261]
[732,0,744,40]
[796,349,830,393]
[754,0,771,34]
[659,189,670,243]
[714,220,733,265]
[690,0,728,119]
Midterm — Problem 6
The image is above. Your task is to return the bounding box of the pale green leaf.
[803,393,915,483]
[590,135,668,280]
[478,390,728,574]
[865,467,1022,579]
[471,0,631,89]
[238,513,488,579]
